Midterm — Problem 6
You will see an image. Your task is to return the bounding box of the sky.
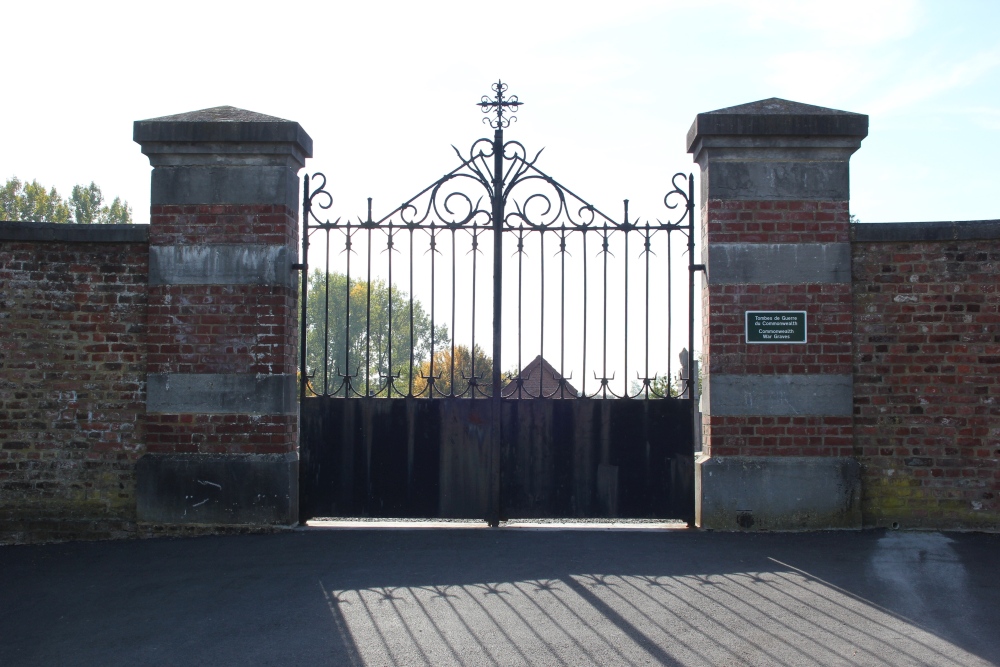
[3,0,999,388]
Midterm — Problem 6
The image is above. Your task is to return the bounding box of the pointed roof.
[139,105,292,123]
[687,97,867,152]
[704,97,861,116]
[501,355,578,399]
[134,105,312,158]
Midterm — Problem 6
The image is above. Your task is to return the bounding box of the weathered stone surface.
[851,219,1000,242]
[0,221,148,243]
[149,244,294,287]
[134,105,313,160]
[703,374,853,416]
[696,455,861,530]
[146,373,297,415]
[136,453,298,525]
[686,97,869,151]
[150,165,302,210]
[708,243,850,284]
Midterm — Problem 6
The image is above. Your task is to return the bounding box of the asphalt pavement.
[1,526,998,666]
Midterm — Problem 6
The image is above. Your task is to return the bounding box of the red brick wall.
[148,204,298,247]
[147,204,298,456]
[702,200,853,458]
[853,232,1000,529]
[0,236,148,539]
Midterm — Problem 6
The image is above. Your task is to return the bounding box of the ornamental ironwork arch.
[299,81,697,405]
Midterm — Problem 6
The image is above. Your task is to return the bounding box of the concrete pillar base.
[696,455,861,531]
[136,453,299,526]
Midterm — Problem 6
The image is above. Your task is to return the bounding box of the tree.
[631,374,678,398]
[412,344,494,398]
[2,177,132,224]
[2,177,70,222]
[69,182,133,224]
[305,270,449,396]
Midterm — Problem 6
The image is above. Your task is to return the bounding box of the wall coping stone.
[0,221,149,243]
[851,219,1000,242]
[687,97,869,153]
[134,105,313,163]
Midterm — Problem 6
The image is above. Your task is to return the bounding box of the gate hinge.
[291,263,306,271]
[691,264,706,272]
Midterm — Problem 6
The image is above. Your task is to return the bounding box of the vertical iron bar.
[387,226,393,397]
[451,228,456,396]
[687,174,697,466]
[624,201,629,398]
[365,225,372,397]
[560,232,566,398]
[409,228,415,396]
[667,228,672,395]
[644,226,650,398]
[517,230,523,398]
[300,175,310,407]
[430,227,436,397]
[323,229,331,395]
[539,231,544,397]
[471,227,478,398]
[344,228,351,397]
[582,233,587,397]
[602,232,608,398]
[489,126,504,526]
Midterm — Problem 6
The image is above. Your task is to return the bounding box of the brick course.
[148,205,298,247]
[702,200,853,458]
[852,232,1000,529]
[0,237,148,536]
[147,203,299,455]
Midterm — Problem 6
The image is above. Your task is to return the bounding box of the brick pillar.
[133,106,312,526]
[687,98,867,530]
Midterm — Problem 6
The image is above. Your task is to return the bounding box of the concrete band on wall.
[136,453,298,525]
[707,243,851,284]
[149,244,294,287]
[851,219,1000,242]
[146,374,297,415]
[703,374,853,417]
[696,456,861,530]
[149,166,302,211]
[704,161,850,201]
[0,221,149,243]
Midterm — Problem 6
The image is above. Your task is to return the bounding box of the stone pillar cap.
[134,106,313,167]
[687,98,868,154]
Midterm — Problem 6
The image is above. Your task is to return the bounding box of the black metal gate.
[298,82,697,525]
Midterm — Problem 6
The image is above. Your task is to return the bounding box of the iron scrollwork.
[300,81,696,402]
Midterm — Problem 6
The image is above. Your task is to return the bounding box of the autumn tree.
[412,344,494,398]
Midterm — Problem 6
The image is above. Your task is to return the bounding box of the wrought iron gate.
[299,82,697,525]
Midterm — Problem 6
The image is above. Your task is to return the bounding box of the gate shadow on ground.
[1,529,998,666]
[311,529,1000,667]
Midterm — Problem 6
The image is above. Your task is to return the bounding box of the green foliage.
[305,270,449,396]
[3,177,132,224]
[631,374,678,398]
[2,177,70,222]
[70,182,133,224]
[102,196,132,225]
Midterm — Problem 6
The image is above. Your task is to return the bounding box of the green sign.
[745,311,807,344]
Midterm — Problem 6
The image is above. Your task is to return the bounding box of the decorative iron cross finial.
[478,80,522,129]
